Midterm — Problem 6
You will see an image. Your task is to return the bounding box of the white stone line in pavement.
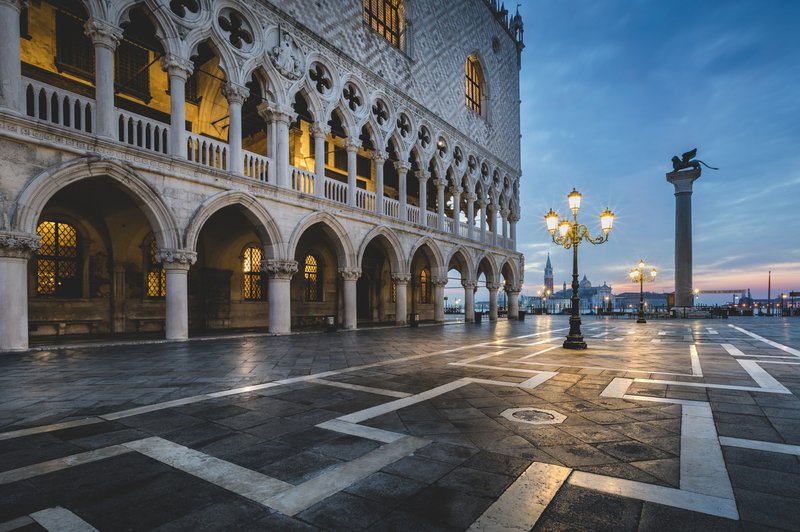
[307,379,411,398]
[593,332,609,338]
[690,344,703,376]
[0,516,36,532]
[514,362,697,377]
[467,462,572,531]
[316,419,406,443]
[735,359,791,392]
[101,395,214,421]
[600,378,634,398]
[729,354,797,359]
[456,346,526,366]
[680,404,734,499]
[613,337,625,342]
[265,436,428,516]
[729,324,800,357]
[623,395,709,407]
[756,361,800,365]
[568,471,739,520]
[0,417,103,441]
[30,507,98,532]
[122,437,292,505]
[719,437,800,456]
[517,345,559,360]
[0,445,132,485]
[706,328,718,335]
[632,378,791,394]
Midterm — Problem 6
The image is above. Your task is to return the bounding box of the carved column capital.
[263,259,298,280]
[450,186,463,196]
[509,212,521,223]
[486,282,500,291]
[311,123,330,138]
[415,170,430,182]
[433,178,447,190]
[466,193,478,202]
[222,83,250,105]
[394,161,411,173]
[500,208,509,220]
[339,268,362,281]
[372,151,387,164]
[157,249,197,270]
[461,280,477,290]
[391,272,411,284]
[0,231,41,259]
[257,102,296,124]
[84,18,123,50]
[343,138,360,153]
[160,54,194,79]
[431,276,448,287]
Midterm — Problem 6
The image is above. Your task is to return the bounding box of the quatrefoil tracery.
[308,63,332,95]
[372,100,389,125]
[170,0,199,18]
[343,83,362,111]
[397,114,411,137]
[218,10,253,50]
[454,147,463,166]
[418,126,431,148]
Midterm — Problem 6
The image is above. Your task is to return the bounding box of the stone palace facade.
[0,0,525,351]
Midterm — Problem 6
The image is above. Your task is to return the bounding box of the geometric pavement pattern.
[0,317,799,531]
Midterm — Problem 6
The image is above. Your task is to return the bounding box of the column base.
[563,337,587,350]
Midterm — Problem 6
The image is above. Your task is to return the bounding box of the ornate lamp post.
[630,260,657,323]
[544,189,614,349]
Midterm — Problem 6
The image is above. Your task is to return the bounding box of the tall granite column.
[666,168,700,307]
[0,232,41,351]
[432,276,447,323]
[487,282,499,321]
[84,18,122,140]
[161,55,193,158]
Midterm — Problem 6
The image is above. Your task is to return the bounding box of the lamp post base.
[637,317,647,324]
[563,336,587,349]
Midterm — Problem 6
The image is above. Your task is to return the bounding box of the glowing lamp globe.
[567,189,582,214]
[558,218,570,238]
[544,209,559,235]
[600,208,614,234]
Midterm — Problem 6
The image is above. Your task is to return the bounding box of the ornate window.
[242,246,263,301]
[55,9,94,82]
[115,39,151,102]
[144,235,165,298]
[36,221,80,298]
[465,56,483,115]
[419,268,431,304]
[363,0,404,49]
[304,254,323,302]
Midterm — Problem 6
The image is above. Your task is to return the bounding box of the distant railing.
[459,222,470,238]
[426,211,438,228]
[24,77,93,134]
[384,197,400,218]
[445,218,454,233]
[406,205,421,224]
[356,189,376,211]
[187,134,228,171]
[324,177,347,204]
[243,151,270,182]
[117,110,168,155]
[291,166,315,194]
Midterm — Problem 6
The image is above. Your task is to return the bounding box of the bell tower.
[544,253,554,294]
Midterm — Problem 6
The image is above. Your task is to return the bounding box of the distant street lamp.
[630,260,657,324]
[604,295,611,312]
[544,189,614,349]
[693,288,700,307]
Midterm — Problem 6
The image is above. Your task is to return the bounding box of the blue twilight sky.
[510,0,800,301]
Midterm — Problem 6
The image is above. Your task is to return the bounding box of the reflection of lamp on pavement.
[630,260,657,324]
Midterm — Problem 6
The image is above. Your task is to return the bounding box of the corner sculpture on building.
[0,0,525,351]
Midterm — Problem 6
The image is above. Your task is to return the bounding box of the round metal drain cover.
[501,407,566,425]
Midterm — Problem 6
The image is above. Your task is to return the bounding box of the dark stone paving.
[0,316,798,530]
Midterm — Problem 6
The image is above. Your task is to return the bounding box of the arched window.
[465,56,483,115]
[363,0,405,49]
[304,254,323,302]
[36,221,80,297]
[242,246,263,301]
[144,235,165,298]
[419,268,431,304]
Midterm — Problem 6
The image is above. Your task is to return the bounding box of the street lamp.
[693,288,700,307]
[544,189,614,349]
[630,260,657,324]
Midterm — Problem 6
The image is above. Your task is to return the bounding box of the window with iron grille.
[363,0,404,49]
[36,221,81,298]
[242,246,263,301]
[304,254,323,302]
[391,279,397,303]
[419,268,431,304]
[144,235,166,298]
[115,39,151,102]
[465,56,483,115]
[55,10,95,82]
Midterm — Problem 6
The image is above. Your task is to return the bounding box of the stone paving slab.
[0,317,799,530]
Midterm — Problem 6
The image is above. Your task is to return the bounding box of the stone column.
[417,171,429,223]
[451,186,462,236]
[466,193,477,241]
[340,268,361,330]
[487,282,499,321]
[0,0,24,114]
[500,208,509,246]
[264,259,297,335]
[84,18,122,140]
[462,280,476,323]
[373,151,386,215]
[158,249,197,341]
[0,232,40,352]
[260,106,295,189]
[507,287,520,319]
[478,200,487,243]
[432,276,447,323]
[312,124,328,198]
[161,55,193,158]
[509,213,519,251]
[489,205,498,246]
[435,179,446,230]
[392,273,410,325]
[222,83,249,176]
[345,138,359,207]
[395,161,410,221]
[666,168,700,307]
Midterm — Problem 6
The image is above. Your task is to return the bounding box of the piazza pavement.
[0,316,798,531]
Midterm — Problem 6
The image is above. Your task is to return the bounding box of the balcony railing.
[13,77,515,251]
[24,77,94,134]
[291,166,315,194]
